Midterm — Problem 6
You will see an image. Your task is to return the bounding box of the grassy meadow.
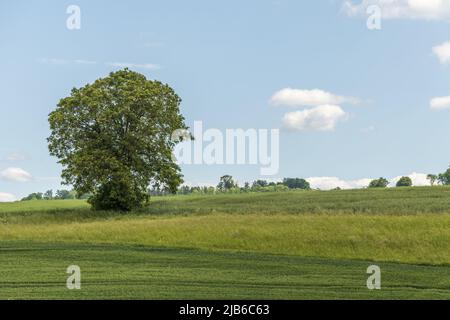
[1,186,450,299]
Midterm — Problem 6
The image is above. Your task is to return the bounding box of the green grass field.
[1,187,450,299]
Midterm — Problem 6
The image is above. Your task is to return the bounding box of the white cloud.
[307,172,430,190]
[430,96,450,110]
[107,62,161,70]
[39,58,162,70]
[4,152,27,161]
[0,192,16,202]
[343,0,450,20]
[389,172,430,186]
[307,177,373,190]
[433,41,450,64]
[0,167,32,182]
[282,105,348,131]
[74,59,97,65]
[39,58,97,65]
[270,88,359,107]
[38,58,70,65]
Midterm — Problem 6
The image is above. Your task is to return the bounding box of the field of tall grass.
[2,186,450,219]
[1,186,450,265]
[1,213,449,265]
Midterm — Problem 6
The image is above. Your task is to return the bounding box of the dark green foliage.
[282,178,311,190]
[368,177,389,188]
[427,174,438,186]
[217,175,238,191]
[252,180,268,188]
[48,69,188,211]
[43,190,53,200]
[438,167,450,185]
[21,192,43,201]
[21,189,79,201]
[88,179,148,211]
[55,189,75,200]
[396,176,413,187]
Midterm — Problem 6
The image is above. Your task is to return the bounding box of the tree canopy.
[396,176,412,187]
[282,178,311,190]
[427,174,438,186]
[48,69,188,211]
[438,168,450,185]
[368,177,389,188]
[217,175,238,191]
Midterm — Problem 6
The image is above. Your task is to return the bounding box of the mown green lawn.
[1,187,450,299]
[1,242,449,300]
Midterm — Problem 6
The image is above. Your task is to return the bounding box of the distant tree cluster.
[428,168,450,186]
[21,176,311,201]
[152,168,450,196]
[367,176,412,188]
[366,166,450,189]
[22,166,450,202]
[21,189,90,201]
[171,175,311,196]
[427,167,450,186]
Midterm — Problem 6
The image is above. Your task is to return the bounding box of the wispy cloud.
[433,41,450,64]
[74,59,97,65]
[38,58,162,71]
[0,167,32,182]
[106,62,161,70]
[0,152,28,162]
[38,58,97,65]
[343,0,450,20]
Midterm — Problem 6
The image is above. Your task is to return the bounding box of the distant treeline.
[21,189,90,201]
[21,167,450,200]
[22,177,311,200]
[150,177,312,196]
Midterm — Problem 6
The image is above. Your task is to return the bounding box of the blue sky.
[1,0,450,200]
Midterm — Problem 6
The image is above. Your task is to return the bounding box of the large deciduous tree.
[48,69,188,211]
